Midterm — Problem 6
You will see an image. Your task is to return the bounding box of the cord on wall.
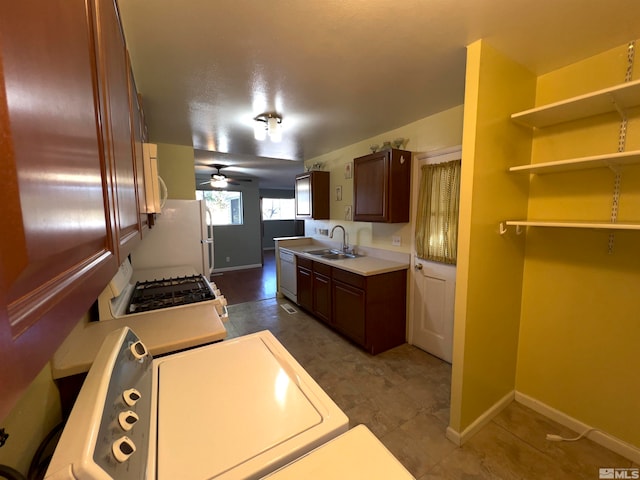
[546,428,597,442]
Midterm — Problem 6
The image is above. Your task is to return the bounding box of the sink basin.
[303,248,361,260]
[305,248,337,255]
[320,253,361,260]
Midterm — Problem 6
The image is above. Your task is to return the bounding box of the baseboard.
[446,390,515,446]
[515,392,640,464]
[212,263,262,273]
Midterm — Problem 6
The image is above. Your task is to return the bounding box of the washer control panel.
[93,329,153,479]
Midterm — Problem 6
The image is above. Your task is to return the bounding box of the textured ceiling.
[118,0,640,189]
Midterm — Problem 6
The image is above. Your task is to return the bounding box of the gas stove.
[127,275,216,313]
[97,259,228,322]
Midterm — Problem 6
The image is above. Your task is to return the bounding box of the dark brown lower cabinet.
[296,258,313,312]
[296,255,407,355]
[312,262,332,324]
[333,280,366,345]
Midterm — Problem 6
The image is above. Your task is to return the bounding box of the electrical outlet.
[392,235,401,246]
[318,228,329,236]
[226,256,231,262]
[345,205,352,221]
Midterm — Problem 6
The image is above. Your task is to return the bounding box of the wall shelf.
[509,149,640,174]
[505,220,640,231]
[511,78,640,128]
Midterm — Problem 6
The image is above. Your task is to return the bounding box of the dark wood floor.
[210,250,276,305]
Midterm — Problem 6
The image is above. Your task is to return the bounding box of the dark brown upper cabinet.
[0,0,120,420]
[295,171,330,219]
[0,0,147,420]
[353,148,411,223]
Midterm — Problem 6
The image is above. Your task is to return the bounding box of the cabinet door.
[0,0,117,419]
[354,149,410,223]
[295,174,312,217]
[295,171,330,219]
[93,0,141,261]
[313,272,332,324]
[354,151,389,222]
[333,281,366,345]
[296,266,313,311]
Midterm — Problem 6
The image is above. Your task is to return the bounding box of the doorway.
[409,146,461,363]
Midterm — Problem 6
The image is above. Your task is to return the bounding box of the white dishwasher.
[279,249,297,303]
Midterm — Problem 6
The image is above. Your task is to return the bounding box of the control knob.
[123,388,141,407]
[112,436,136,463]
[213,295,227,316]
[130,340,148,360]
[118,410,139,431]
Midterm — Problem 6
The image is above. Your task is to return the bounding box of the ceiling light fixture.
[210,175,228,188]
[254,112,282,142]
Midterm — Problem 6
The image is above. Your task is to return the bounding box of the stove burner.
[126,275,215,314]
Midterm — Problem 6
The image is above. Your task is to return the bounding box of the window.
[415,159,461,264]
[261,198,295,220]
[196,190,243,225]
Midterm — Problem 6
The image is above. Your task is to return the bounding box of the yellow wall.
[157,143,196,199]
[449,40,535,432]
[0,363,62,475]
[515,41,640,446]
[303,105,464,252]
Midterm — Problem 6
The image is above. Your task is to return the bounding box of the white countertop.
[52,303,227,379]
[277,240,409,276]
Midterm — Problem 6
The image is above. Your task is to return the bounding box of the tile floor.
[225,297,635,480]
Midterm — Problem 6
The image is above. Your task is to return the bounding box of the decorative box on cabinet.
[353,148,411,223]
[295,171,330,219]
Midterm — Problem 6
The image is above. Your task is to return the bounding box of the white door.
[409,147,461,363]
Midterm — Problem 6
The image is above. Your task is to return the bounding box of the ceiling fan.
[198,164,252,187]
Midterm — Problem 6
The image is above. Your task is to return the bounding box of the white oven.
[45,327,350,479]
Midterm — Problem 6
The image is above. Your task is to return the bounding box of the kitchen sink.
[303,248,361,260]
[321,253,361,260]
[305,248,337,255]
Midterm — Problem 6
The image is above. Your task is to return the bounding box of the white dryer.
[264,425,415,479]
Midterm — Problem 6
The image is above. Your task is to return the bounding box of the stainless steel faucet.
[330,225,348,252]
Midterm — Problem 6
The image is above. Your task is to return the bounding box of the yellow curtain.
[415,159,461,264]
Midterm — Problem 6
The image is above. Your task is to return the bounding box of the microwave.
[143,143,167,213]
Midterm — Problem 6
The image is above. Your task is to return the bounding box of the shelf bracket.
[499,222,524,236]
[608,41,635,255]
[625,41,635,83]
[608,170,622,254]
[616,109,628,153]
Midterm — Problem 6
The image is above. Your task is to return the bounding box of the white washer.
[264,425,415,480]
[46,327,348,479]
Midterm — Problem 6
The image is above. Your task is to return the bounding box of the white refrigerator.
[131,199,214,277]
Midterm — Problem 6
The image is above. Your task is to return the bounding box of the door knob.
[414,263,423,270]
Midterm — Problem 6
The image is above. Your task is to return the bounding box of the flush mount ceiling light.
[254,112,282,142]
